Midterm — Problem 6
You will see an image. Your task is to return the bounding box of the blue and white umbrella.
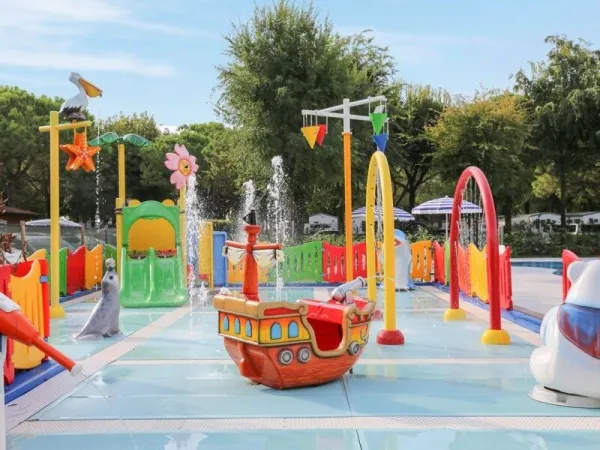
[411,196,482,239]
[411,196,482,215]
[352,206,415,222]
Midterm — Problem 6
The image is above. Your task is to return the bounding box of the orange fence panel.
[410,240,434,282]
[499,246,513,310]
[457,244,471,295]
[432,241,446,284]
[85,245,104,289]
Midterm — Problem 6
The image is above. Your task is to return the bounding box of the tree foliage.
[428,91,531,231]
[0,86,63,215]
[216,0,394,225]
[4,29,600,244]
[514,35,600,227]
[386,83,450,209]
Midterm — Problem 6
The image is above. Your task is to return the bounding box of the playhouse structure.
[118,200,187,308]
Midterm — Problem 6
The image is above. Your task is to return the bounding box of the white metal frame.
[301,95,388,133]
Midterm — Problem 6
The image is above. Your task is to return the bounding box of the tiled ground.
[7,286,600,449]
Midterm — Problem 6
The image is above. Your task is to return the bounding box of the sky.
[1,0,599,128]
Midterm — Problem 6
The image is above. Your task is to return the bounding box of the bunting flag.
[301,126,319,149]
[372,133,389,152]
[369,112,388,135]
[316,124,327,147]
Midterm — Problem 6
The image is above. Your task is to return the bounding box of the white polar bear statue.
[530,260,600,400]
[379,230,414,291]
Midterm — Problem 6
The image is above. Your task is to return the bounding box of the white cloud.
[0,50,175,77]
[0,0,192,76]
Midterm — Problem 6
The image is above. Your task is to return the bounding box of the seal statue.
[74,258,121,340]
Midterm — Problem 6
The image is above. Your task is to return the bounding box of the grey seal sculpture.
[74,258,121,340]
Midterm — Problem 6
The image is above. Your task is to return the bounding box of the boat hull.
[223,337,363,389]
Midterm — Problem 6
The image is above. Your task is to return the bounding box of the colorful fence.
[85,245,104,290]
[431,241,513,310]
[66,246,86,294]
[0,258,51,384]
[221,238,432,285]
[322,242,346,283]
[277,241,323,283]
[198,222,214,288]
[410,240,434,282]
[433,241,446,285]
[0,243,114,385]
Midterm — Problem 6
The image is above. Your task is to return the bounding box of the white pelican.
[59,72,103,121]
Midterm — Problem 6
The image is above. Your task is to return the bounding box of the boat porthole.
[278,349,294,365]
[348,341,360,356]
[297,347,311,363]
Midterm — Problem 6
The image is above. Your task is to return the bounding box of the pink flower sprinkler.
[164,144,199,189]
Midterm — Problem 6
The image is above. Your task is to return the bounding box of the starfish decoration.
[60,131,101,172]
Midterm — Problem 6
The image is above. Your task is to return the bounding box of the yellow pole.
[115,198,124,277]
[39,114,91,318]
[48,111,65,318]
[179,186,187,279]
[343,131,353,282]
[115,143,126,277]
[366,158,377,302]
[366,152,403,344]
[118,143,126,200]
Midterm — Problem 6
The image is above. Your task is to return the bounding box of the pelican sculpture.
[59,72,103,121]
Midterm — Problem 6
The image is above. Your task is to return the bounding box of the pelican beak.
[79,77,103,98]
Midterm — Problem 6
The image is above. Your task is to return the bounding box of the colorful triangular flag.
[316,124,327,147]
[369,112,388,135]
[301,126,319,149]
[373,133,388,152]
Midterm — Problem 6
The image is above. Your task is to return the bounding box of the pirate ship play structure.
[213,211,376,389]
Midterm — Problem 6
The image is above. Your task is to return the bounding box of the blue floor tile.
[34,364,351,420]
[347,363,600,417]
[362,311,534,359]
[8,430,361,450]
[359,430,600,450]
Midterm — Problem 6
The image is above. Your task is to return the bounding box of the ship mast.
[224,210,282,301]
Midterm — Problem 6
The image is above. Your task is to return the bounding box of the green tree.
[387,83,450,209]
[427,91,531,233]
[0,86,63,215]
[216,0,394,226]
[514,35,600,227]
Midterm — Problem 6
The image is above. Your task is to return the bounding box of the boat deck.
[7,286,600,450]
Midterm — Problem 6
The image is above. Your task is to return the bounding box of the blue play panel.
[7,287,600,449]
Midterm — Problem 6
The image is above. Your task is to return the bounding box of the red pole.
[450,166,501,331]
[226,225,281,302]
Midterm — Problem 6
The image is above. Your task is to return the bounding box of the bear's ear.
[567,261,587,284]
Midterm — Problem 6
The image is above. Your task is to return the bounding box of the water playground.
[1,78,599,450]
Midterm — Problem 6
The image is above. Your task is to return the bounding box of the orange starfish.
[60,131,101,172]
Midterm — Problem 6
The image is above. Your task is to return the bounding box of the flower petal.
[166,152,179,162]
[174,172,187,189]
[174,144,189,158]
[191,161,199,173]
[164,159,178,171]
[170,171,179,185]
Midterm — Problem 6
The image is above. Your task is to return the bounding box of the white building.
[567,212,600,225]
[304,213,339,234]
[509,213,560,228]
